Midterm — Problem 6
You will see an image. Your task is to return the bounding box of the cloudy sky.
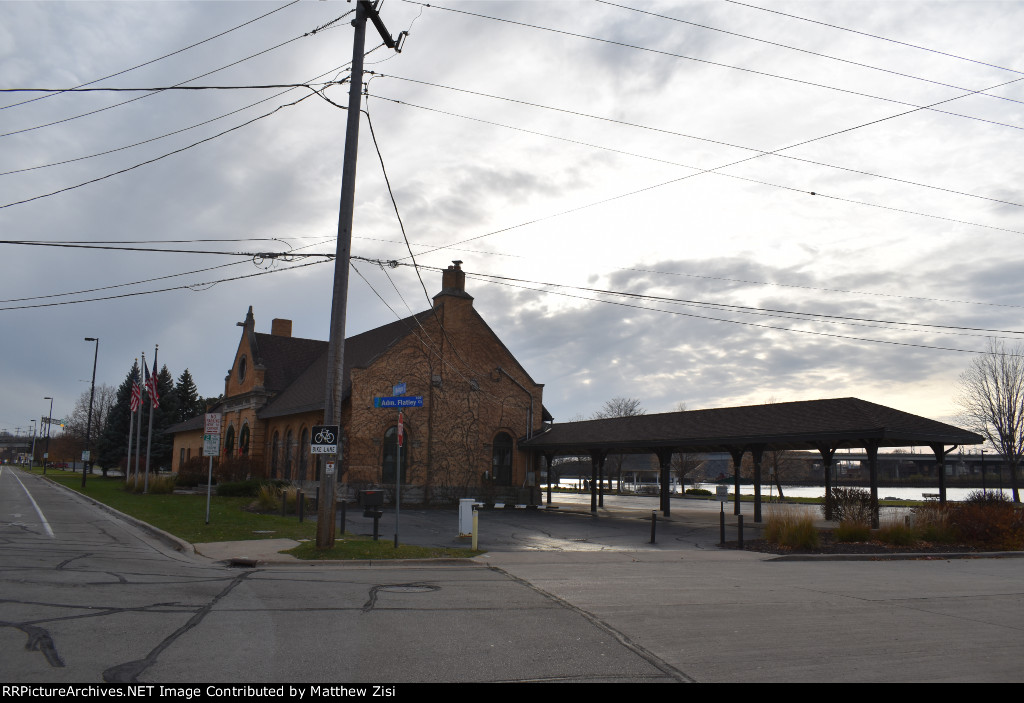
[2,0,1023,436]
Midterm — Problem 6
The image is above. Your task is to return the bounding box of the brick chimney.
[433,260,474,308]
[271,318,292,337]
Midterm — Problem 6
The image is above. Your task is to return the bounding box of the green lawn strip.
[284,539,481,560]
[33,470,478,558]
[42,473,316,544]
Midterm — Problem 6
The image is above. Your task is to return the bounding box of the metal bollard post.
[650,510,657,544]
[720,502,726,545]
[472,504,479,551]
[737,514,744,549]
[297,490,304,522]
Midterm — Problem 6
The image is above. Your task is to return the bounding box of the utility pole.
[317,1,404,548]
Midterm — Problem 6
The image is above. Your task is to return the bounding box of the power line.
[0,260,248,304]
[371,91,1024,211]
[2,83,346,94]
[414,265,1024,337]
[0,9,351,139]
[725,0,1024,76]
[1,73,351,177]
[0,92,317,210]
[0,258,332,311]
[0,0,304,111]
[0,239,326,258]
[449,268,1005,356]
[597,0,1024,109]
[401,1,1024,133]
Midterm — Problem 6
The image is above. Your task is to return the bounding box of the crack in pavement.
[102,571,253,683]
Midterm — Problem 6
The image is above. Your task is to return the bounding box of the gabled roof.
[520,397,983,454]
[251,332,326,392]
[258,309,437,419]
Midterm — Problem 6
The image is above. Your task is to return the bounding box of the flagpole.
[144,345,158,494]
[126,359,136,485]
[135,353,145,486]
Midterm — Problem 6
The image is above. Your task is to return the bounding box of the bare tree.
[592,397,645,492]
[957,340,1023,502]
[63,385,116,444]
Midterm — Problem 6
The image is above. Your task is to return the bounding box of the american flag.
[130,367,142,412]
[143,359,160,409]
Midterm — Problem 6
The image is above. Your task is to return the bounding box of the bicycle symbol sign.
[310,425,339,455]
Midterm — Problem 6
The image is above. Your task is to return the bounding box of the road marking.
[1,467,55,538]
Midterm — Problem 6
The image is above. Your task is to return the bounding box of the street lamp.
[83,337,99,488]
[28,420,37,468]
[43,396,53,475]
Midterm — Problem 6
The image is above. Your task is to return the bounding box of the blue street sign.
[374,396,423,408]
[393,382,406,396]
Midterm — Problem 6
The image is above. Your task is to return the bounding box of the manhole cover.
[378,585,438,594]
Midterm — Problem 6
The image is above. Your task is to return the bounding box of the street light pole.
[83,337,99,488]
[43,396,53,474]
[29,420,37,469]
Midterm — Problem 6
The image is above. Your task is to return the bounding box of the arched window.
[382,426,409,484]
[299,427,309,481]
[270,431,280,479]
[492,432,513,486]
[224,425,236,456]
[239,424,250,456]
[284,429,295,480]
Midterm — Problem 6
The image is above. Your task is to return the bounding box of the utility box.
[459,498,482,536]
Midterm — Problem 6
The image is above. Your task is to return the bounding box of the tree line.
[52,363,217,474]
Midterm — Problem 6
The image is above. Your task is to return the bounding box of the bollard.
[297,490,304,523]
[720,502,726,546]
[737,514,744,549]
[280,491,287,517]
[650,510,657,544]
[472,504,479,551]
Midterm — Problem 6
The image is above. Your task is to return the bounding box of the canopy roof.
[522,397,982,454]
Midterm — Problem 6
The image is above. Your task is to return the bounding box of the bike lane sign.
[310,425,339,455]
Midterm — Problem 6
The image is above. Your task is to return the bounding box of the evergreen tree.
[174,368,206,423]
[97,362,140,475]
[149,365,179,470]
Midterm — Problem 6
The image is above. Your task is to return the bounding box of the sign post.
[203,413,222,524]
[373,389,421,549]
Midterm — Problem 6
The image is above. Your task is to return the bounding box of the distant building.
[169,263,549,503]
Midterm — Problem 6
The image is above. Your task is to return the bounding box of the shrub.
[913,503,957,544]
[685,488,712,496]
[822,487,874,524]
[216,479,283,497]
[765,507,819,550]
[215,456,264,483]
[951,501,1024,549]
[123,474,175,494]
[176,457,211,487]
[253,484,280,512]
[963,490,1011,506]
[834,520,872,542]
[877,518,916,546]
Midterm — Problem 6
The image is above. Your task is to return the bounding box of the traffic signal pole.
[317,1,402,548]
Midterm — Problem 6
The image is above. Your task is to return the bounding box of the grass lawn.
[25,466,480,559]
